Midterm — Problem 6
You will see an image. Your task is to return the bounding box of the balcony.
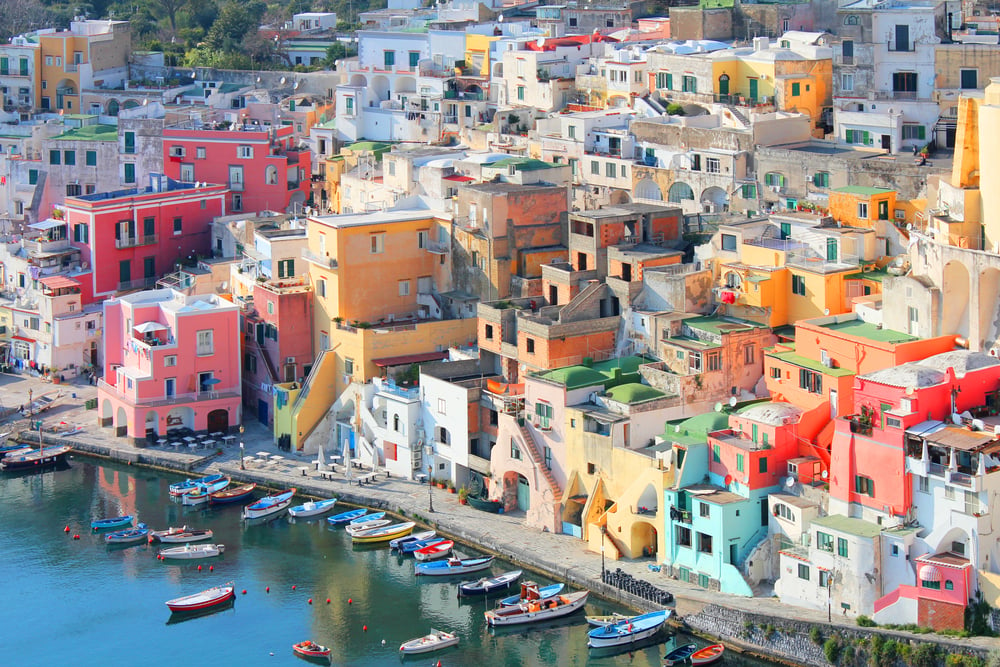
[116,277,158,292]
[229,181,244,192]
[670,507,693,524]
[301,248,337,269]
[848,415,873,436]
[99,379,239,408]
[23,238,70,254]
[886,40,915,52]
[115,234,158,249]
[425,241,448,255]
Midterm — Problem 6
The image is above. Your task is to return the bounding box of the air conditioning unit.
[423,445,434,456]
[285,356,295,364]
[169,146,186,157]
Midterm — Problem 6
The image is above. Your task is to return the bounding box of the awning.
[28,219,66,231]
[39,275,80,290]
[133,321,168,334]
[203,378,222,385]
[905,420,945,438]
[11,335,33,342]
[372,351,448,367]
[925,426,995,451]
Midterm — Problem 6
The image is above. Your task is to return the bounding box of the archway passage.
[609,190,631,205]
[635,178,663,201]
[166,406,194,433]
[101,399,113,428]
[979,267,1000,349]
[701,186,728,212]
[631,521,658,558]
[668,182,694,203]
[207,409,229,434]
[144,410,158,439]
[115,406,128,438]
[942,260,971,338]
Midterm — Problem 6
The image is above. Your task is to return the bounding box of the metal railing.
[116,277,158,292]
[98,379,238,407]
[301,248,337,269]
[115,234,158,249]
[887,40,915,52]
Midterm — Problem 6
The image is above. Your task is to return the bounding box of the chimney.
[753,36,769,52]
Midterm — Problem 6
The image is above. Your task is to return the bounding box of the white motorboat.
[484,590,589,626]
[158,543,225,560]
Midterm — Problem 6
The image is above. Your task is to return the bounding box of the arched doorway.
[943,260,971,338]
[207,409,229,434]
[609,190,631,205]
[122,99,140,111]
[979,268,1000,349]
[516,474,530,512]
[668,182,694,203]
[630,521,658,558]
[719,73,730,97]
[701,186,729,213]
[115,407,128,438]
[144,410,158,439]
[166,406,194,433]
[635,178,663,201]
[101,399,113,427]
[106,99,120,116]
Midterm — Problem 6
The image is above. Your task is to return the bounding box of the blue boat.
[327,508,367,525]
[91,515,134,530]
[414,556,493,577]
[663,642,699,666]
[169,473,226,498]
[288,497,338,518]
[587,610,671,649]
[348,510,385,526]
[390,530,436,551]
[105,523,149,544]
[399,536,444,554]
[499,582,565,607]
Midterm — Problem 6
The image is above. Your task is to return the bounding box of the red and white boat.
[691,644,725,666]
[414,539,454,561]
[292,640,331,661]
[165,581,235,613]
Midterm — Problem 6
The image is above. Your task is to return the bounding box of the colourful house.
[98,289,241,445]
[828,186,896,229]
[62,174,227,299]
[36,20,131,113]
[874,553,975,631]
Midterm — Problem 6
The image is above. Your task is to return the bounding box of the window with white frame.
[238,145,253,159]
[196,330,214,356]
[437,398,446,415]
[398,279,410,296]
[164,355,177,367]
[705,157,721,174]
[370,233,385,254]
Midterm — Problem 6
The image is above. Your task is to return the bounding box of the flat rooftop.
[818,319,916,344]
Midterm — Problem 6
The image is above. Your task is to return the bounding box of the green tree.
[204,0,266,52]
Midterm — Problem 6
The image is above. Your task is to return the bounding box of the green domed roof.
[605,383,665,404]
[539,365,607,389]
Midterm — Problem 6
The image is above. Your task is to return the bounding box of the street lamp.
[239,425,245,470]
[600,525,607,577]
[427,464,434,513]
[27,388,32,418]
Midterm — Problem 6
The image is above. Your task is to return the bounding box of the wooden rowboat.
[691,644,725,666]
[165,581,235,613]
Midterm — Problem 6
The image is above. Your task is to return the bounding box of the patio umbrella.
[316,438,327,472]
[203,378,222,385]
[134,321,167,333]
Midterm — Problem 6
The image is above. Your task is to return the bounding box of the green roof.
[684,316,766,336]
[219,83,243,93]
[819,319,916,344]
[605,383,666,404]
[812,515,883,539]
[315,119,337,129]
[344,141,392,153]
[766,349,855,377]
[488,157,555,171]
[591,355,653,375]
[833,186,894,196]
[54,124,119,142]
[845,266,889,283]
[538,365,607,390]
[665,411,731,446]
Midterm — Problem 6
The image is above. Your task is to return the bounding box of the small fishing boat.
[690,644,725,666]
[327,508,367,525]
[348,510,385,526]
[413,540,454,561]
[0,447,33,459]
[181,478,231,506]
[1,444,71,471]
[159,529,214,544]
[390,530,435,551]
[0,439,25,455]
[586,612,631,627]
[292,640,331,662]
[345,519,390,537]
[288,497,338,518]
[148,526,189,543]
[484,590,589,626]
[586,610,671,648]
[165,581,235,613]
[415,555,494,577]
[20,390,61,416]
[210,482,256,505]
[458,569,522,597]
[663,643,699,666]
[351,521,415,544]
[399,629,459,655]
[91,515,134,531]
[400,536,445,554]
[169,473,226,498]
[105,523,149,545]
[500,582,565,607]
[158,543,225,560]
[466,496,504,513]
[242,488,295,520]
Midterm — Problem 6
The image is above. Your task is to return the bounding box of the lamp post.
[427,464,434,513]
[27,388,32,418]
[600,525,607,577]
[239,425,245,470]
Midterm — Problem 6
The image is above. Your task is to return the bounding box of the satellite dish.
[714,402,723,413]
[906,223,913,231]
[537,36,545,48]
[280,76,287,85]
[785,476,795,488]
[498,14,504,22]
[821,470,829,480]
[729,396,738,407]
[905,386,915,395]
[294,81,301,90]
[823,308,830,316]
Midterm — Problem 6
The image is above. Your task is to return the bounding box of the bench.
[318,470,337,481]
[357,472,379,486]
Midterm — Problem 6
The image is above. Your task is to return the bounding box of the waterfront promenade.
[3,373,996,663]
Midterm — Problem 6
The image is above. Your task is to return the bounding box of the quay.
[4,375,993,666]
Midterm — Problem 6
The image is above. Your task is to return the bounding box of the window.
[516,85,525,101]
[682,75,697,93]
[122,162,136,184]
[231,194,241,211]
[737,454,745,473]
[0,58,6,75]
[813,172,830,187]
[854,475,875,497]
[845,129,871,145]
[398,280,410,296]
[244,353,258,374]
[918,476,929,494]
[759,457,768,473]
[591,160,600,175]
[196,330,214,356]
[409,51,420,68]
[526,338,535,354]
[836,537,849,558]
[196,147,206,159]
[697,532,713,554]
[798,563,810,580]
[383,50,395,68]
[73,223,88,243]
[238,145,253,159]
[705,157,720,174]
[317,279,326,298]
[676,525,691,547]
[817,531,834,552]
[228,165,243,190]
[960,69,978,90]
[437,398,446,415]
[164,355,177,367]
[689,351,703,373]
[841,73,854,92]
[656,72,673,90]
[370,233,384,254]
[485,324,494,340]
[173,217,182,235]
[744,344,755,364]
[799,368,822,394]
[770,367,782,379]
[123,131,135,154]
[901,124,926,141]
[699,502,710,518]
[691,154,701,171]
[720,233,737,251]
[792,274,806,296]
[28,169,37,185]
[63,150,75,166]
[922,579,941,590]
[49,150,60,165]
[344,358,354,375]
[711,443,720,463]
[345,97,354,116]
[791,82,801,97]
[764,172,785,188]
[892,71,917,93]
[511,441,521,460]
[741,183,756,199]
[858,202,869,219]
[85,150,96,166]
[707,352,722,371]
[605,162,616,178]
[277,259,295,278]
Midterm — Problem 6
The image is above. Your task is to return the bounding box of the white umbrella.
[316,437,327,472]
[134,321,168,333]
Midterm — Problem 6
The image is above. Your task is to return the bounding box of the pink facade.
[62,175,226,299]
[708,404,801,491]
[874,553,974,631]
[161,124,310,215]
[98,289,241,443]
[243,278,314,425]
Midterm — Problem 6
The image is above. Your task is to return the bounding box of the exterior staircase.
[726,104,750,127]
[517,421,563,503]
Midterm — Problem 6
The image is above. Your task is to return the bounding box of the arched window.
[265,165,278,185]
[844,15,859,25]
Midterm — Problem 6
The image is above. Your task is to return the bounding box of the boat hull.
[1,445,71,471]
[242,489,295,520]
[351,522,415,543]
[399,632,459,655]
[390,530,435,551]
[691,644,725,666]
[414,540,454,561]
[586,611,670,648]
[288,498,337,517]
[210,482,256,505]
[415,556,493,576]
[165,583,235,612]
[169,474,226,497]
[327,508,367,525]
[500,583,565,607]
[663,643,699,666]
[484,591,589,626]
[159,529,213,544]
[91,515,133,530]
[458,570,522,597]
[159,544,224,559]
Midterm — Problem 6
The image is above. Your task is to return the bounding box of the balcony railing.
[301,248,337,269]
[887,40,915,52]
[99,379,239,407]
[115,234,158,249]
[116,277,158,292]
[23,238,70,254]
[229,181,244,192]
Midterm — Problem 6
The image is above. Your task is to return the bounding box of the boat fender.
[209,566,213,571]
[198,565,202,571]
[243,590,247,595]
[64,526,70,532]
[292,585,297,590]
[73,534,80,540]
[381,640,386,646]
[326,598,331,604]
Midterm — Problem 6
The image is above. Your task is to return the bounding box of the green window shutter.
[862,131,870,145]
[666,73,673,90]
[791,82,800,96]
[384,51,395,68]
[0,58,8,75]
[49,150,60,165]
[28,169,37,185]
[409,51,419,68]
[845,129,854,144]
[917,125,926,140]
[85,150,96,166]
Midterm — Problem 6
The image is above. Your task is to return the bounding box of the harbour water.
[0,458,785,666]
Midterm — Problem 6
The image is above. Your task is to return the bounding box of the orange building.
[36,20,131,112]
[828,186,896,229]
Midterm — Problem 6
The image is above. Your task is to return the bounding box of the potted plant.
[446,480,455,494]
[458,486,469,505]
[436,479,447,490]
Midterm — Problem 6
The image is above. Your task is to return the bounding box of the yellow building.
[465,33,500,77]
[36,20,130,113]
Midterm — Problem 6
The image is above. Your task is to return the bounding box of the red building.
[62,174,226,299]
[161,123,310,215]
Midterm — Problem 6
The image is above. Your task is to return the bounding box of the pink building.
[98,288,241,445]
